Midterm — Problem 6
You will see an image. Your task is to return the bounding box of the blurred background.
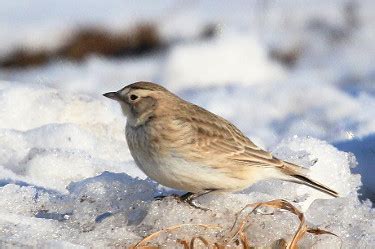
[1,0,374,200]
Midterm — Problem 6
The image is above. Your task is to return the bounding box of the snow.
[335,134,375,201]
[0,0,375,247]
[163,34,286,90]
[0,130,373,247]
[0,81,373,247]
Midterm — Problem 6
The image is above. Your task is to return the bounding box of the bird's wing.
[174,102,284,168]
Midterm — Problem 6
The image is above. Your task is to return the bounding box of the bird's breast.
[125,122,207,191]
[125,123,170,175]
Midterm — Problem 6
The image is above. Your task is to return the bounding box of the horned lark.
[104,82,338,208]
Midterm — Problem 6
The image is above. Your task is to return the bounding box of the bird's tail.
[279,161,339,198]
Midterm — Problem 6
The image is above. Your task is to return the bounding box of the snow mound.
[163,34,286,90]
[0,83,146,194]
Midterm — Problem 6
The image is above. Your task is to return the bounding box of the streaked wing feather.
[176,102,284,168]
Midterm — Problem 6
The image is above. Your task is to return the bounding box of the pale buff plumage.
[104,82,338,198]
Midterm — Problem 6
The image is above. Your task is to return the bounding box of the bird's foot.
[178,192,209,211]
[154,192,210,211]
[153,195,167,201]
[153,193,179,200]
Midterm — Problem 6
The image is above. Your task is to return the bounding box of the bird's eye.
[130,94,138,101]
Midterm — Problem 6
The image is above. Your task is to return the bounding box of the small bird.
[104,82,338,208]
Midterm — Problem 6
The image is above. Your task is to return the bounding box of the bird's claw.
[154,192,210,211]
[153,193,179,200]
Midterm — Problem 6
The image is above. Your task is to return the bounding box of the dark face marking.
[130,96,157,117]
[104,84,160,126]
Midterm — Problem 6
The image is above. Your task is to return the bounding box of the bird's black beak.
[103,92,121,101]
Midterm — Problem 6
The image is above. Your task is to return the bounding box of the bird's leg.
[154,190,215,211]
[179,192,195,201]
[153,193,179,200]
[179,190,216,211]
[153,194,167,200]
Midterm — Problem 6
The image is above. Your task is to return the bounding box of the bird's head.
[103,81,174,127]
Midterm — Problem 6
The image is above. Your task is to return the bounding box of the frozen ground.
[1,0,375,248]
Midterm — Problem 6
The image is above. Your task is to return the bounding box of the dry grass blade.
[238,231,251,249]
[177,239,190,249]
[307,228,338,237]
[213,242,226,249]
[190,236,210,248]
[133,223,220,247]
[225,200,287,242]
[289,221,307,249]
[307,228,342,248]
[130,199,339,248]
[129,246,159,249]
[223,199,307,248]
